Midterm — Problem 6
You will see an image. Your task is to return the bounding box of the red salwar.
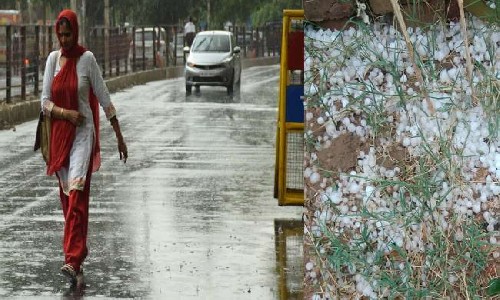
[58,160,92,274]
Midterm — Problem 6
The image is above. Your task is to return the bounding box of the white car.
[130,27,166,68]
[184,31,241,95]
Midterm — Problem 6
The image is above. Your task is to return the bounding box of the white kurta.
[41,50,116,195]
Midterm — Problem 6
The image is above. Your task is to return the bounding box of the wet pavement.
[0,65,304,299]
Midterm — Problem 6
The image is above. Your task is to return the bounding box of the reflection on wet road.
[0,65,303,299]
[274,219,303,300]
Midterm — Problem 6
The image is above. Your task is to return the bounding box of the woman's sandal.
[60,264,77,283]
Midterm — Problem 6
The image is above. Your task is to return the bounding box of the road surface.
[0,65,303,299]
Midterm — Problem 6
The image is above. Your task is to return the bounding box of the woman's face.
[58,22,74,50]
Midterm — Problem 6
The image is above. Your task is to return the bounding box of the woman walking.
[41,9,128,284]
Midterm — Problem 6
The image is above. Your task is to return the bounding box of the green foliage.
[488,278,500,296]
[0,0,17,9]
[209,0,302,28]
[4,0,302,28]
[251,0,303,27]
[123,0,302,28]
[209,0,255,28]
[125,0,196,26]
[27,0,66,12]
[464,0,500,24]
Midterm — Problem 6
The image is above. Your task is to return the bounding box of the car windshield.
[192,35,230,52]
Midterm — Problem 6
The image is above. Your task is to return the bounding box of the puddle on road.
[57,220,305,300]
[274,219,304,300]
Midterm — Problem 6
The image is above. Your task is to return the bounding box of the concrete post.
[104,0,110,77]
[81,0,87,46]
[71,0,77,12]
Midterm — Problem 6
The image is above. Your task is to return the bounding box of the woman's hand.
[64,109,85,127]
[110,116,127,163]
[117,138,128,163]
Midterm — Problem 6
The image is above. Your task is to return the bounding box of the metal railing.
[0,23,282,104]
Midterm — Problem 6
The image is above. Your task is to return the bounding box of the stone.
[368,0,394,15]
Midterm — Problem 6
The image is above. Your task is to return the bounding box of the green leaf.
[463,0,499,24]
[487,277,500,296]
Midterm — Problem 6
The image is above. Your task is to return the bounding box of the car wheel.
[186,84,192,95]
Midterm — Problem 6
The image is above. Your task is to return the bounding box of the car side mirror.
[183,46,190,53]
[233,46,241,54]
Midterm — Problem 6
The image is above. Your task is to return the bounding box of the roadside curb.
[0,56,279,130]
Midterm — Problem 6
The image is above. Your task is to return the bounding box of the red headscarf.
[47,9,101,175]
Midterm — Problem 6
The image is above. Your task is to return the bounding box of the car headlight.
[222,57,232,64]
[187,62,195,67]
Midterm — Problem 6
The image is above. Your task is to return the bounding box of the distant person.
[40,9,127,286]
[184,16,196,47]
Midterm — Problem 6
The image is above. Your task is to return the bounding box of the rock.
[368,0,394,15]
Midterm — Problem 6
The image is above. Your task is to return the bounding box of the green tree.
[0,0,17,10]
[16,0,302,29]
[206,0,302,29]
[210,0,255,27]
[113,0,196,26]
[251,0,302,27]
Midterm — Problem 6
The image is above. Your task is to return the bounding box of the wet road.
[0,65,303,299]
